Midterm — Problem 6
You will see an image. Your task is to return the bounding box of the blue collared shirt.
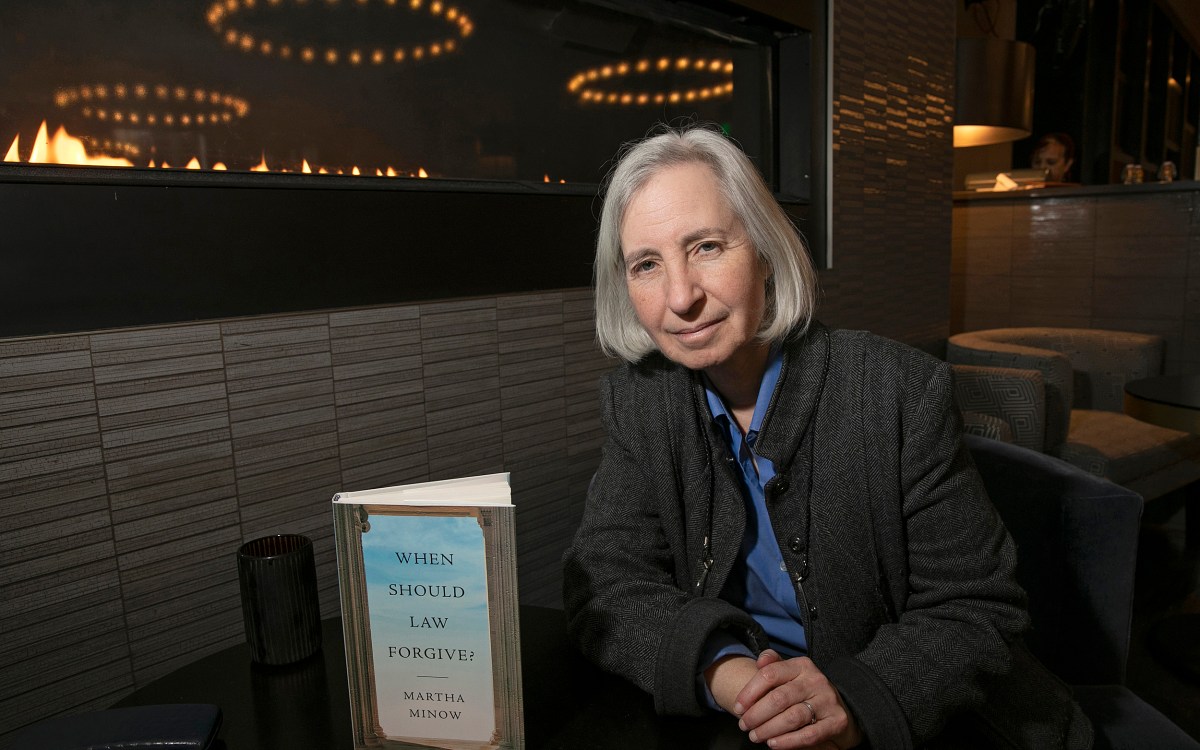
[698,345,807,705]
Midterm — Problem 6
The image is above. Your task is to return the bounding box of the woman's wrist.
[704,654,760,714]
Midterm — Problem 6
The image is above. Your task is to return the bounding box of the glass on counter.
[1121,162,1145,184]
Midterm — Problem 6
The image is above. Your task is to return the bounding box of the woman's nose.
[665,266,702,315]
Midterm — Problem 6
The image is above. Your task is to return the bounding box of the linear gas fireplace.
[0,0,825,337]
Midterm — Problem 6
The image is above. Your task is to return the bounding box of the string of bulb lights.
[566,57,734,106]
[54,83,250,128]
[205,0,473,66]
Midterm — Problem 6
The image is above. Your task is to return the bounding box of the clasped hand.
[706,649,862,749]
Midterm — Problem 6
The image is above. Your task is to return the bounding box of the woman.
[562,124,1090,749]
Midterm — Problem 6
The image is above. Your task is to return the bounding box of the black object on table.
[1124,374,1200,682]
[7,703,222,750]
[113,605,751,750]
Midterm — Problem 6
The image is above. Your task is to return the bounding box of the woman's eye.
[696,241,719,254]
[630,259,656,275]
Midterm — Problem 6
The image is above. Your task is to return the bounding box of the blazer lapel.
[755,323,831,472]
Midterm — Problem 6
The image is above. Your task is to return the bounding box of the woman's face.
[620,161,769,380]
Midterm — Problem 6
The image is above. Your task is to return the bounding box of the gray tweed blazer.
[563,323,1071,748]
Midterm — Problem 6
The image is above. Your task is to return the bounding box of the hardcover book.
[333,474,523,750]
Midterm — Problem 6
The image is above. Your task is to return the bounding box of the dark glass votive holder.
[237,534,322,666]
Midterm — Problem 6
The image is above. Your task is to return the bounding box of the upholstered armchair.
[947,328,1200,510]
[966,435,1199,748]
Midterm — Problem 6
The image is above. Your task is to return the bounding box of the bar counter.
[953,177,1200,203]
[950,178,1199,377]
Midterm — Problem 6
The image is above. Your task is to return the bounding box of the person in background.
[564,122,1092,749]
[1031,132,1076,183]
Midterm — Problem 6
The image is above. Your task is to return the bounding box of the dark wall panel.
[0,174,598,338]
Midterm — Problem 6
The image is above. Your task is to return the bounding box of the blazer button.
[789,536,803,553]
[774,477,790,494]
[808,604,818,619]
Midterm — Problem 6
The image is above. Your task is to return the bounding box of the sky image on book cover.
[363,513,495,741]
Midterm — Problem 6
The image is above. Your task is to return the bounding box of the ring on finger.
[802,701,816,726]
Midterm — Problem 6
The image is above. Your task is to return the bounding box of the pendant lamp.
[954,36,1035,147]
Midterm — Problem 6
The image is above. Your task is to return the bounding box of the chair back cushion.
[952,364,1046,452]
[1009,329,1164,412]
[965,434,1142,686]
[949,331,1074,450]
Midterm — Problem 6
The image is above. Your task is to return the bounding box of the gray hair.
[593,123,818,362]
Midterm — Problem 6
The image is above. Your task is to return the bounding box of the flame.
[28,122,134,166]
[9,121,132,166]
[1,120,491,182]
[29,121,49,162]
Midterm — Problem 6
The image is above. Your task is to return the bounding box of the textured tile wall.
[0,289,613,742]
[93,324,244,686]
[951,188,1200,374]
[330,306,427,487]
[0,336,131,733]
[821,0,957,353]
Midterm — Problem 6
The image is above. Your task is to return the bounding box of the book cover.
[333,474,523,750]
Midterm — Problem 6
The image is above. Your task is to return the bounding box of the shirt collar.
[703,343,784,435]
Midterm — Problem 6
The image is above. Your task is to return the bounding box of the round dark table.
[1124,374,1200,435]
[1124,374,1200,682]
[113,605,752,750]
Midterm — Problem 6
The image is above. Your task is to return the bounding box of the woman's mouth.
[671,319,721,343]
